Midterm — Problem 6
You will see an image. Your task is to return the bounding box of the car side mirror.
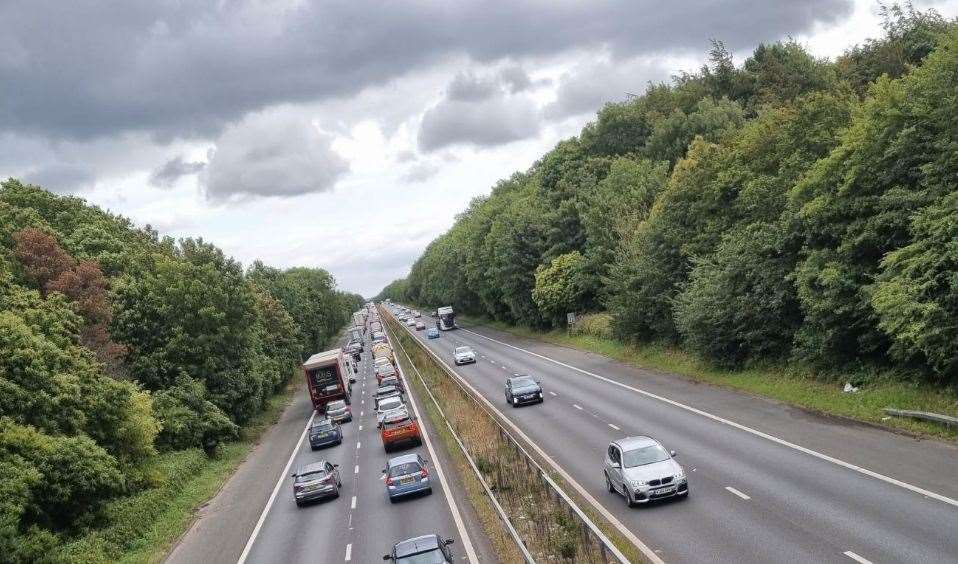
[670,450,677,457]
[350,377,356,383]
[535,379,541,384]
[289,472,297,478]
[444,539,455,546]
[333,463,340,467]
[383,555,391,561]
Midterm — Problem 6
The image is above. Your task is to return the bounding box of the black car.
[505,375,543,407]
[309,418,343,450]
[384,534,455,563]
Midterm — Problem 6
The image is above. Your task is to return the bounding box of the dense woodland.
[378,6,958,385]
[0,180,362,560]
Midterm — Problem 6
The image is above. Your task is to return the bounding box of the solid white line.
[573,404,583,410]
[351,496,357,509]
[236,410,316,564]
[725,486,751,500]
[384,322,479,563]
[461,327,958,509]
[345,543,352,561]
[405,324,658,564]
[843,550,873,564]
[609,424,621,431]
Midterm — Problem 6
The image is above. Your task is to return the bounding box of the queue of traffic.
[294,303,458,563]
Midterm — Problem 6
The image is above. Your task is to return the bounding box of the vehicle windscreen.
[295,470,326,483]
[512,376,537,388]
[396,549,445,564]
[377,386,397,396]
[379,398,402,411]
[622,444,671,468]
[388,461,421,477]
[309,365,339,391]
[312,421,334,432]
[455,347,471,354]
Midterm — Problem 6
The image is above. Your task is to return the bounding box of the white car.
[406,318,416,327]
[377,397,406,427]
[453,346,476,365]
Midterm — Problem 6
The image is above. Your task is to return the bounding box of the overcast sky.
[3,0,956,297]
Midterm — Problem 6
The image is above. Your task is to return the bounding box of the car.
[308,418,343,450]
[375,384,403,404]
[372,331,387,344]
[384,534,455,563]
[376,362,398,380]
[380,411,422,452]
[291,460,341,506]
[324,399,353,423]
[378,374,404,392]
[406,318,416,327]
[504,375,543,407]
[413,311,422,318]
[376,396,406,427]
[603,436,688,506]
[415,321,426,330]
[453,346,476,365]
[426,327,439,339]
[383,453,432,502]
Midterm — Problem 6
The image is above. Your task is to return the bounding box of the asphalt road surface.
[168,323,490,564]
[392,307,958,564]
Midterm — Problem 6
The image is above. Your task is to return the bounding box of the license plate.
[656,486,676,495]
[400,476,415,485]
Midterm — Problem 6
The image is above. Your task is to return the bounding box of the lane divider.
[459,327,958,509]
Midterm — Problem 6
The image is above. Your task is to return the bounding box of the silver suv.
[604,436,688,506]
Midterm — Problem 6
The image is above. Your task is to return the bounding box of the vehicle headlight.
[675,469,686,481]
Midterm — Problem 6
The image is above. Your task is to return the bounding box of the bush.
[570,313,614,340]
[151,378,239,456]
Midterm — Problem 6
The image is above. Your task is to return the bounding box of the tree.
[12,228,75,295]
[532,251,587,324]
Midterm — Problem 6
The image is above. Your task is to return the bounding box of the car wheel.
[310,445,317,451]
[626,488,637,508]
[389,496,397,504]
[605,473,614,494]
[295,500,304,508]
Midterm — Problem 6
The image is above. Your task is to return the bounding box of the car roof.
[507,375,535,383]
[395,535,441,557]
[297,460,329,474]
[613,436,659,450]
[312,418,335,426]
[387,453,420,467]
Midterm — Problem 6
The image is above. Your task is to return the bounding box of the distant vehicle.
[380,411,422,452]
[383,534,455,563]
[376,362,398,382]
[604,436,688,506]
[413,311,422,318]
[372,342,394,363]
[415,321,426,330]
[378,374,404,392]
[372,331,387,344]
[309,418,343,450]
[348,326,364,345]
[353,311,367,328]
[303,349,350,412]
[504,375,543,407]
[429,310,438,318]
[375,385,403,408]
[453,346,476,365]
[325,399,353,423]
[370,320,383,333]
[436,306,456,330]
[383,453,432,502]
[406,318,417,327]
[292,460,341,507]
[426,327,439,339]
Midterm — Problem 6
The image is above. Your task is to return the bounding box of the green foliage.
[151,378,238,456]
[379,11,958,386]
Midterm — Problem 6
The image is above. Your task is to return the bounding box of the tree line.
[0,180,363,560]
[377,6,957,385]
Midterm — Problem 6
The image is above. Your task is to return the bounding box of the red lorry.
[303,349,351,412]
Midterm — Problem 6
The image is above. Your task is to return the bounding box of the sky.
[2,0,956,298]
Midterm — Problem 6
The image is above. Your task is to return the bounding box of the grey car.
[604,436,688,506]
[504,375,543,407]
[292,460,341,506]
[384,534,454,562]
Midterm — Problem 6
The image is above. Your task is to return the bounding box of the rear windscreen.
[388,462,421,477]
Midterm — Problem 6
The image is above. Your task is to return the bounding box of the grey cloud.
[205,111,348,201]
[401,161,441,183]
[149,155,206,188]
[498,66,550,93]
[418,95,541,152]
[0,1,852,142]
[22,162,95,193]
[447,72,501,101]
[545,57,674,119]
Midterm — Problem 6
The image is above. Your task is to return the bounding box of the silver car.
[453,346,476,365]
[604,436,688,506]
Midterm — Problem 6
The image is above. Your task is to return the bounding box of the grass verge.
[60,378,300,564]
[458,314,958,441]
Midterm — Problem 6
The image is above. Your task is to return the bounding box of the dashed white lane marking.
[548,391,557,396]
[843,551,873,564]
[360,410,364,417]
[725,486,751,500]
[358,425,363,431]
[345,543,352,561]
[351,496,357,509]
[354,464,359,474]
[356,441,361,450]
[608,423,621,431]
[460,327,958,509]
[573,404,583,410]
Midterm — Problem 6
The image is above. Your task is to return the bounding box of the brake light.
[386,476,395,486]
[323,475,337,485]
[420,468,428,478]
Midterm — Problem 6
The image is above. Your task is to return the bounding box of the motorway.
[168,323,490,564]
[392,307,958,564]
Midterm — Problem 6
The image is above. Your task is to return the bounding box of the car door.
[607,445,624,493]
